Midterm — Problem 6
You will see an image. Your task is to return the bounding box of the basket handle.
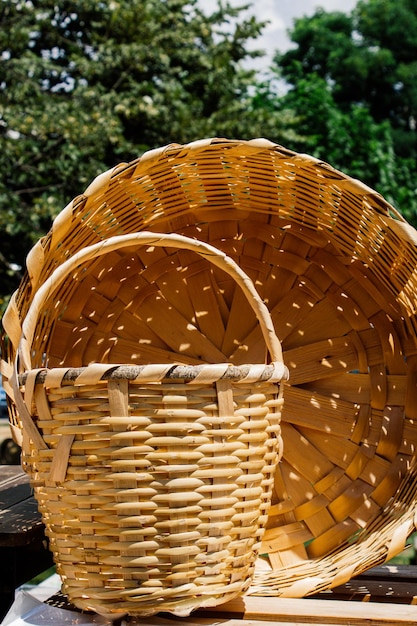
[18,231,284,372]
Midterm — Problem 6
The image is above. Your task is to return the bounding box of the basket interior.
[31,242,271,369]
[4,138,417,592]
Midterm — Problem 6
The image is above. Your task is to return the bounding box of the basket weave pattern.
[3,138,417,602]
[8,232,287,616]
[26,366,284,615]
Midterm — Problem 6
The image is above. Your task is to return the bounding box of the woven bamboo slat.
[2,137,417,601]
[5,231,287,617]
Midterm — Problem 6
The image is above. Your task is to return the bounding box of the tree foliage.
[275,0,417,225]
[3,0,417,307]
[0,0,295,306]
[278,0,417,136]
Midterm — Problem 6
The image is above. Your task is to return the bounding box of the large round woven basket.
[3,137,417,601]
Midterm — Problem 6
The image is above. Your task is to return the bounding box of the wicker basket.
[8,231,287,617]
[3,137,417,599]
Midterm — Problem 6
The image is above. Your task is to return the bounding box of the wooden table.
[0,465,53,621]
[33,570,417,625]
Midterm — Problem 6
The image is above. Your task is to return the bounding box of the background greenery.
[1,0,417,308]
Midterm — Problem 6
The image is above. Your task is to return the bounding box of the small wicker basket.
[8,232,287,617]
[3,137,417,601]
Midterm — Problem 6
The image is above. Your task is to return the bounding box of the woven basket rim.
[18,361,289,385]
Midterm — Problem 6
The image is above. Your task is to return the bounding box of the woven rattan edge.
[18,362,289,386]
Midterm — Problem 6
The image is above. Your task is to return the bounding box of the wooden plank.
[47,593,417,626]
[0,466,23,482]
[312,565,417,604]
[0,477,31,511]
[143,619,374,626]
[0,498,45,547]
[0,466,46,547]
[0,467,29,496]
[196,594,417,625]
[367,565,417,580]
[0,466,54,622]
[42,570,417,626]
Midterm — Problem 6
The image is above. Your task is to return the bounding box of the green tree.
[275,0,417,224]
[278,0,417,138]
[0,0,293,307]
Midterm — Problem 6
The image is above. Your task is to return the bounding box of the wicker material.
[3,137,417,599]
[6,232,286,617]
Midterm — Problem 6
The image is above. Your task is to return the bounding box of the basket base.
[64,579,253,618]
